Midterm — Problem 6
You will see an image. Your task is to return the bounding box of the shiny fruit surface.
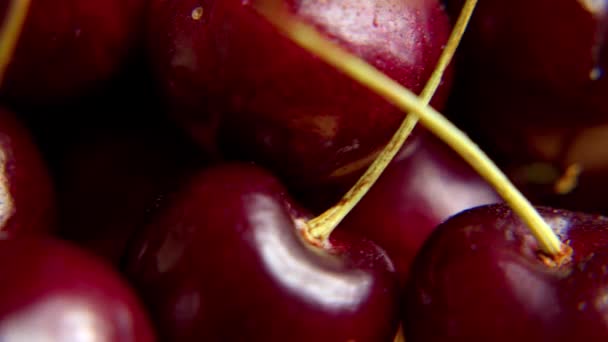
[125,163,399,341]
[148,0,452,188]
[0,238,155,341]
[405,204,608,341]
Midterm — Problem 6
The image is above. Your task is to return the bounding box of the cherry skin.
[338,132,500,286]
[404,203,608,341]
[0,107,54,237]
[446,0,608,123]
[124,163,400,341]
[148,0,452,189]
[0,0,146,105]
[0,238,155,341]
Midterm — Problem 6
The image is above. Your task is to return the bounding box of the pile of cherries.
[1,0,608,340]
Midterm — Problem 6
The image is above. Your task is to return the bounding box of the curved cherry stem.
[307,0,478,242]
[0,0,30,85]
[254,1,564,256]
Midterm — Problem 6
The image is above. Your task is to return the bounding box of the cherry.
[403,204,608,341]
[124,163,400,341]
[338,132,500,285]
[148,0,452,189]
[0,107,54,237]
[0,0,147,105]
[0,237,154,341]
[444,74,608,216]
[446,0,608,123]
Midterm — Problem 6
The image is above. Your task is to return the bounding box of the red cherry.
[124,163,400,341]
[404,204,608,341]
[148,0,452,189]
[0,107,54,237]
[445,73,608,216]
[446,0,608,123]
[339,132,500,285]
[0,0,146,105]
[0,238,155,341]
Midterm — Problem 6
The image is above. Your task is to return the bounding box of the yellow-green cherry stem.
[306,0,479,243]
[0,0,30,84]
[255,0,564,257]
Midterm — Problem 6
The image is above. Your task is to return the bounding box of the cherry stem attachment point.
[0,0,30,85]
[254,0,563,256]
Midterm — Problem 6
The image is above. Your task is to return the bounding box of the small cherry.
[0,0,147,105]
[123,163,400,341]
[403,204,608,341]
[0,238,155,341]
[147,0,452,189]
[445,0,608,123]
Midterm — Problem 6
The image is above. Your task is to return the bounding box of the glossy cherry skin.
[0,0,146,105]
[53,122,203,265]
[148,0,452,189]
[0,238,155,341]
[338,132,500,286]
[124,163,400,341]
[0,107,54,236]
[446,0,608,122]
[404,204,608,341]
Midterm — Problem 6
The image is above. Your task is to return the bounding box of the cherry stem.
[0,0,30,85]
[255,1,564,256]
[393,325,406,342]
[306,0,478,242]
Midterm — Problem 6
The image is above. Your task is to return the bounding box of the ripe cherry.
[446,0,608,123]
[148,0,452,189]
[0,238,155,341]
[404,204,608,341]
[0,0,147,105]
[124,163,400,341]
[0,107,54,237]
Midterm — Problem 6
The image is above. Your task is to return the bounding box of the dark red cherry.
[54,122,202,265]
[124,163,399,341]
[0,107,54,237]
[339,132,500,285]
[444,76,608,216]
[0,0,146,105]
[0,238,155,341]
[404,204,608,341]
[446,0,608,122]
[148,0,452,189]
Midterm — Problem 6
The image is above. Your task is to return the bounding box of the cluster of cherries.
[1,0,608,340]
